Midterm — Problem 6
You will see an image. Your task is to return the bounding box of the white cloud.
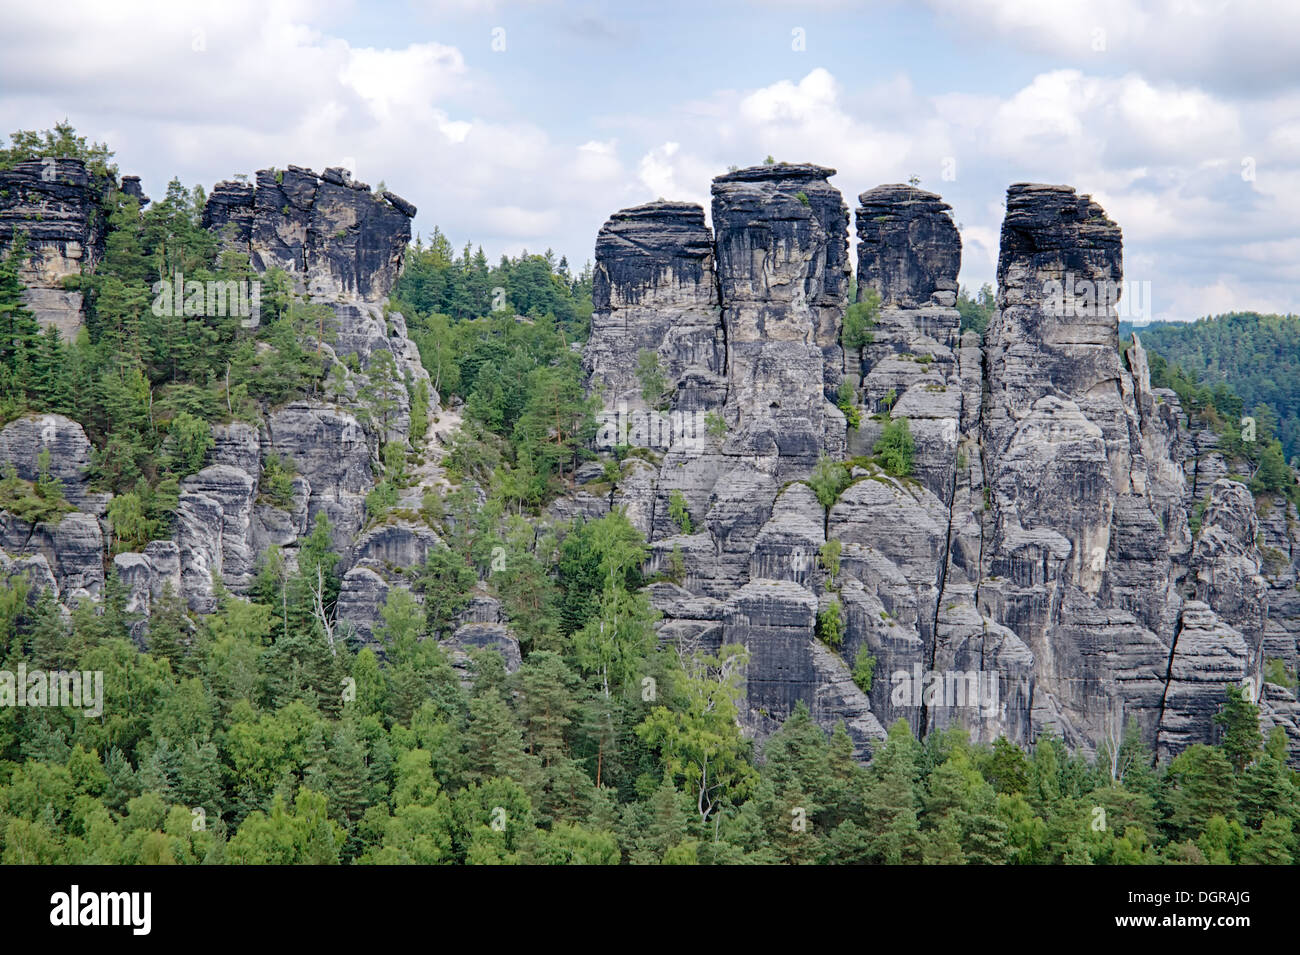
[923,0,1300,94]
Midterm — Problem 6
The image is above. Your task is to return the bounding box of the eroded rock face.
[585,201,723,448]
[975,184,1176,754]
[0,158,113,336]
[856,184,960,309]
[336,566,390,647]
[266,401,373,550]
[582,166,873,756]
[203,165,416,300]
[1158,601,1251,760]
[850,185,965,500]
[0,414,108,515]
[1256,494,1300,672]
[583,173,1290,765]
[712,164,849,463]
[1191,480,1268,660]
[0,150,1286,767]
[181,465,258,594]
[114,541,182,636]
[334,520,444,646]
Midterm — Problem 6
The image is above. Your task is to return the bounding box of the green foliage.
[808,455,850,511]
[164,411,211,477]
[816,600,844,649]
[851,645,876,693]
[413,309,595,508]
[394,230,592,338]
[1213,683,1262,773]
[1264,657,1297,691]
[635,349,667,406]
[408,376,430,445]
[843,289,878,351]
[0,127,1292,869]
[260,453,296,508]
[417,546,477,638]
[836,379,861,429]
[956,283,995,338]
[364,481,399,523]
[819,539,842,587]
[637,644,755,824]
[0,457,73,527]
[874,417,914,477]
[0,121,117,179]
[1130,312,1300,463]
[667,489,692,534]
[704,411,726,439]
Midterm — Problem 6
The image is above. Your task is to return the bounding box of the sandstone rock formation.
[582,171,1297,766]
[0,158,116,337]
[203,165,416,300]
[0,163,434,639]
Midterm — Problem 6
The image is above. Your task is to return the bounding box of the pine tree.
[864,720,922,864]
[1242,811,1294,865]
[1213,683,1262,772]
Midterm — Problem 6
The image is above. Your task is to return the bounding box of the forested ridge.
[1123,314,1300,466]
[0,127,1296,865]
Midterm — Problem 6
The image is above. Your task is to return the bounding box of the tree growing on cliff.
[842,289,878,355]
[808,455,850,511]
[358,349,403,441]
[417,546,476,639]
[635,349,667,407]
[875,417,914,477]
[957,284,996,338]
[0,121,117,179]
[816,600,844,649]
[636,643,755,826]
[667,489,692,534]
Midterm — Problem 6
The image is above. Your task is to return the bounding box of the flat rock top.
[712,162,837,185]
[858,183,952,210]
[605,200,706,222]
[1000,181,1120,251]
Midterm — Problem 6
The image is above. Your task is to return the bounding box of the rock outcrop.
[0,158,116,336]
[203,165,416,300]
[582,166,869,757]
[6,164,436,625]
[581,172,1294,766]
[585,201,723,449]
[711,163,848,466]
[0,414,108,515]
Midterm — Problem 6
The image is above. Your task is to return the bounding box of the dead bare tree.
[309,563,337,656]
[1100,697,1137,783]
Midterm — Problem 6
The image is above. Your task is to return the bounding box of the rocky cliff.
[582,170,1300,765]
[0,158,126,337]
[0,164,435,641]
[203,165,416,300]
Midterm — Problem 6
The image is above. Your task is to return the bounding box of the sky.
[2,0,1299,322]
